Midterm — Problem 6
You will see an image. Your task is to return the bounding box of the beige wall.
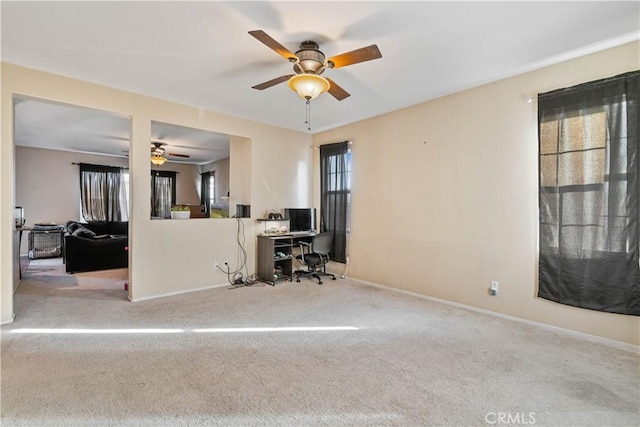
[159,162,201,206]
[199,157,230,206]
[2,62,313,320]
[14,147,129,254]
[229,136,253,212]
[313,41,640,346]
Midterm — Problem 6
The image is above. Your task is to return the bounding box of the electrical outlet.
[214,261,229,270]
[489,280,499,296]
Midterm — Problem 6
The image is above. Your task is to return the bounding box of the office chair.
[294,232,337,285]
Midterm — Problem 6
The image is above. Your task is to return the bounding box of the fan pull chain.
[305,98,311,131]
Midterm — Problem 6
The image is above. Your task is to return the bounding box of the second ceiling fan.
[249,30,382,101]
[150,142,190,165]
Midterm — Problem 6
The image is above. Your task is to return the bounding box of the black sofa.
[64,221,128,273]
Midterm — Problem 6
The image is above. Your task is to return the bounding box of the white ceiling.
[2,1,639,157]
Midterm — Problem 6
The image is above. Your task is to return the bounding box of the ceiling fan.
[249,30,382,101]
[150,142,190,165]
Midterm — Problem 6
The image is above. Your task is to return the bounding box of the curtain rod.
[72,162,127,169]
[72,162,180,173]
[316,140,351,145]
[312,140,352,150]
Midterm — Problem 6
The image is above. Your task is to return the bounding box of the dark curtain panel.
[79,163,127,222]
[538,71,639,315]
[151,171,176,219]
[200,172,211,216]
[320,141,349,263]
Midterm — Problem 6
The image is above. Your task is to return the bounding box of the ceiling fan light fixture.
[288,74,330,100]
[150,155,167,166]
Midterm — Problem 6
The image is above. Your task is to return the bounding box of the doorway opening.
[13,96,132,302]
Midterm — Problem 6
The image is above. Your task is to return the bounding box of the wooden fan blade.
[252,74,294,90]
[326,44,382,69]
[326,78,350,101]
[167,153,190,158]
[249,30,298,61]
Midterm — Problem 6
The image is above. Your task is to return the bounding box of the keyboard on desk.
[289,231,316,236]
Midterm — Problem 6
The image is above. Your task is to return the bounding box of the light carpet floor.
[15,258,128,301]
[1,265,638,426]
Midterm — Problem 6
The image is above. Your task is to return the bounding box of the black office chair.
[294,232,337,285]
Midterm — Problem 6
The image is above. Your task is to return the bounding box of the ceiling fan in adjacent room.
[249,30,383,102]
[150,142,190,166]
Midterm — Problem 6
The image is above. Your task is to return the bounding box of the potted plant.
[170,205,191,219]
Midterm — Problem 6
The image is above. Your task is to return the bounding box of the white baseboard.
[350,277,639,353]
[1,313,16,325]
[129,283,230,302]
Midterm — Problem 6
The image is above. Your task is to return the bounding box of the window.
[320,141,351,263]
[79,163,129,222]
[539,112,609,254]
[200,171,215,216]
[208,174,215,207]
[122,170,130,212]
[538,71,639,315]
[346,150,352,233]
[151,171,176,219]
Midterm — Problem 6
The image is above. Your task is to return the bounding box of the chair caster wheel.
[296,278,300,282]
[318,281,323,285]
[331,276,336,280]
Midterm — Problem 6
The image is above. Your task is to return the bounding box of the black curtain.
[151,171,176,219]
[320,141,349,263]
[79,163,127,222]
[200,171,212,216]
[538,71,639,315]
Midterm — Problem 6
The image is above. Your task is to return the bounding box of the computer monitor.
[284,208,316,232]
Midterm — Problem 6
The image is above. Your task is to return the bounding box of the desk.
[257,232,315,285]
